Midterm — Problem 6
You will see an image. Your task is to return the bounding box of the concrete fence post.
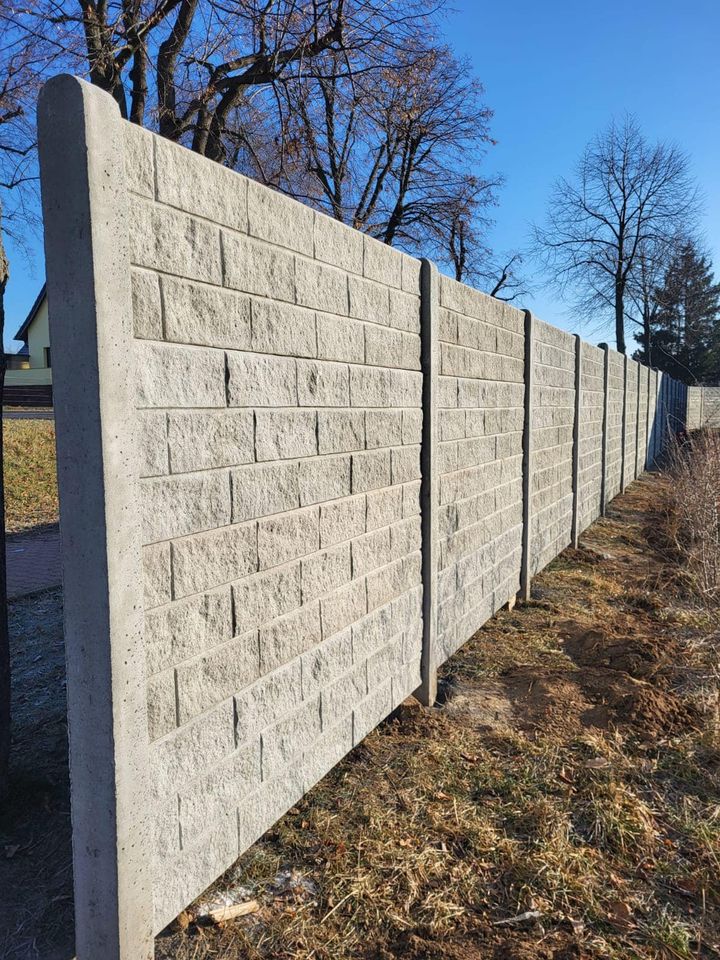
[38,75,153,959]
[644,367,651,470]
[519,309,535,600]
[621,354,629,491]
[658,370,664,457]
[634,363,641,480]
[415,258,439,707]
[600,345,610,515]
[571,334,582,548]
[654,370,661,462]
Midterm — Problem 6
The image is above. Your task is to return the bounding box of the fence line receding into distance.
[37,75,688,960]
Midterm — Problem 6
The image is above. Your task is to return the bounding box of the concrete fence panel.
[687,386,702,429]
[37,76,687,959]
[529,320,576,576]
[623,359,639,489]
[435,276,525,663]
[577,342,605,534]
[687,385,720,429]
[605,351,625,502]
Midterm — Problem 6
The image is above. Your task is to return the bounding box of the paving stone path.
[6,527,62,598]
[3,411,55,420]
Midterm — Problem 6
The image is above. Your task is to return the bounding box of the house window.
[44,347,51,368]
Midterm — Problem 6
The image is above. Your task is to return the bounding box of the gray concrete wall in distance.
[686,385,720,429]
[37,76,685,959]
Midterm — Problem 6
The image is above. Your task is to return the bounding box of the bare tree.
[280,41,505,289]
[4,0,439,160]
[533,116,699,353]
[625,235,679,361]
[3,0,513,288]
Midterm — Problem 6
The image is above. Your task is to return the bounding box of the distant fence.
[37,75,687,959]
[686,385,720,429]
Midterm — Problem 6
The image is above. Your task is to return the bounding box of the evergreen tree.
[634,241,720,383]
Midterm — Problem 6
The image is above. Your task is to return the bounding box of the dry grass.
[665,430,720,603]
[662,430,720,749]
[156,476,720,960]
[2,419,58,533]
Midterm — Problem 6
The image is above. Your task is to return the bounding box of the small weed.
[647,907,693,958]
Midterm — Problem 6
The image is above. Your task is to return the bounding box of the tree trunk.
[643,303,651,365]
[0,220,10,800]
[615,276,626,354]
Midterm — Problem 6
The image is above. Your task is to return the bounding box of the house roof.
[14,284,46,343]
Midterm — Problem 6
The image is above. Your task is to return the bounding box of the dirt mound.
[505,663,697,736]
[442,660,697,740]
[558,621,678,681]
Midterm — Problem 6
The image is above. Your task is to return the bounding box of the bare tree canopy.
[277,39,508,282]
[2,0,439,154]
[1,0,518,293]
[533,116,700,353]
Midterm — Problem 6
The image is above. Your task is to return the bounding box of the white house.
[4,286,52,406]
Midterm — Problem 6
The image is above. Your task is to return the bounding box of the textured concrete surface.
[530,319,575,577]
[37,73,687,957]
[124,122,424,933]
[38,75,153,959]
[686,385,720,429]
[577,342,605,534]
[435,275,525,661]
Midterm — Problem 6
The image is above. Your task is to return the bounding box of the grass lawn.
[3,419,58,533]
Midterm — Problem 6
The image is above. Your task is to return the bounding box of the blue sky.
[4,0,720,349]
[442,0,720,343]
